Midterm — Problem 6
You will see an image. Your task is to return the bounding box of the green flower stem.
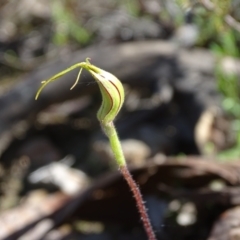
[102,122,126,166]
[102,122,156,240]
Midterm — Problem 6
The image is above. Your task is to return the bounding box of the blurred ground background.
[0,0,240,239]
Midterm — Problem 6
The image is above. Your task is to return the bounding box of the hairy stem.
[102,122,156,240]
[120,165,156,240]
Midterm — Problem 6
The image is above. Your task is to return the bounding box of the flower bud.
[35,59,124,124]
[87,65,124,124]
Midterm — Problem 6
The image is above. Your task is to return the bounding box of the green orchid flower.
[36,58,124,125]
[35,58,156,240]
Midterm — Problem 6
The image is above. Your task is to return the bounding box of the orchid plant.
[35,58,156,240]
